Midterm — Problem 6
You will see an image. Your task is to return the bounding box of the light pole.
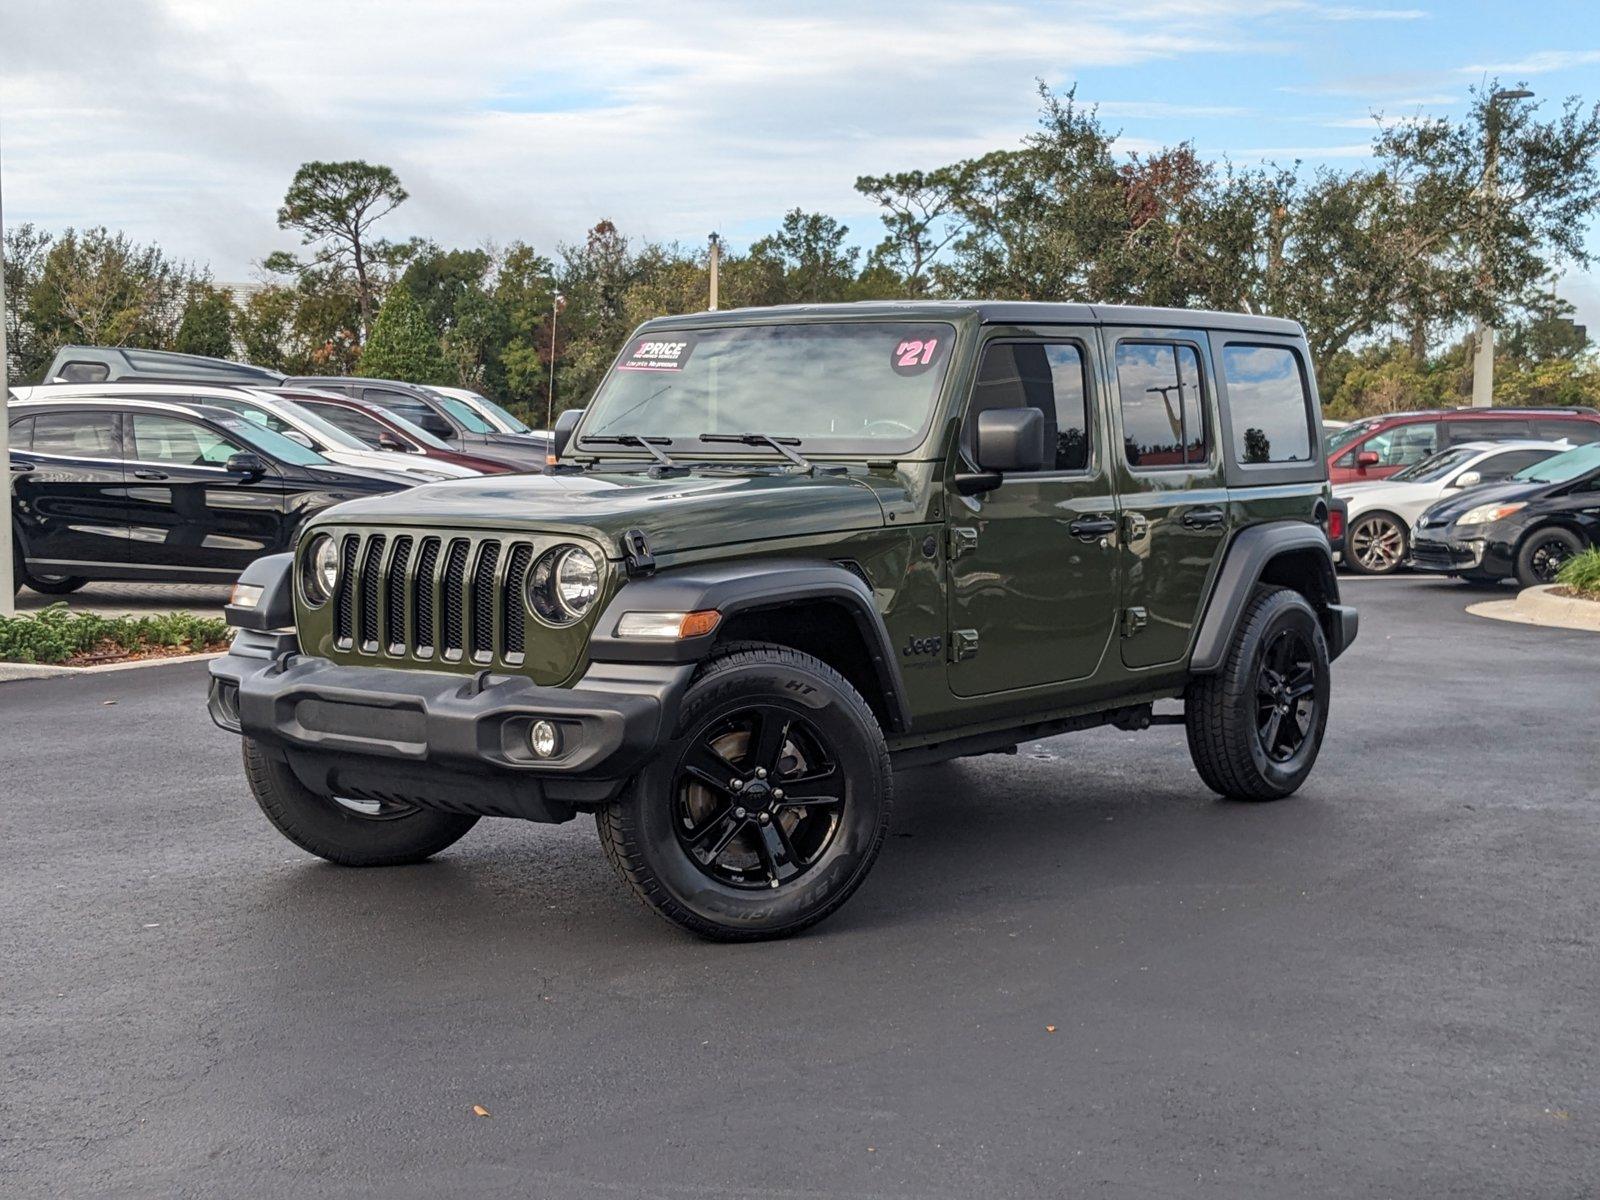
[1471,86,1535,408]
[708,232,720,312]
[545,292,565,430]
[1,127,13,615]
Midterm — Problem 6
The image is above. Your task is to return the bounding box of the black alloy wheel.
[1523,534,1577,584]
[1255,628,1318,764]
[673,704,844,891]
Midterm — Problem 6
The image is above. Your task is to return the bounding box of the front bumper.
[209,629,693,821]
[1410,532,1512,578]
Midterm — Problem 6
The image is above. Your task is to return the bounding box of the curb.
[0,650,225,684]
[1466,584,1600,634]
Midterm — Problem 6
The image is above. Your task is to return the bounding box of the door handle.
[10,461,35,473]
[1181,507,1226,530]
[133,469,170,481]
[1068,514,1118,541]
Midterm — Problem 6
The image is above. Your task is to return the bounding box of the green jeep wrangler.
[210,302,1357,940]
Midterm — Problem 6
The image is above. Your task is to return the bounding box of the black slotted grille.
[440,538,470,659]
[316,531,549,668]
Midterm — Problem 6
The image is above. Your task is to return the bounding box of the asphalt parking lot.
[2,576,1595,1199]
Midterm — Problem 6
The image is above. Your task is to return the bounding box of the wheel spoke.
[681,743,740,793]
[686,806,745,861]
[1260,708,1283,753]
[753,819,800,884]
[747,708,791,775]
[775,791,842,809]
[1285,663,1316,700]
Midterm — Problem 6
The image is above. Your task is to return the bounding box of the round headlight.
[526,545,601,624]
[303,535,340,606]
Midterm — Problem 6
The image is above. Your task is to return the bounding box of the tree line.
[6,81,1600,423]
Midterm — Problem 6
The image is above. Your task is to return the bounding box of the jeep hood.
[314,468,894,557]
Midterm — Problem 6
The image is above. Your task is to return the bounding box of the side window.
[1449,419,1530,444]
[131,415,243,466]
[1116,341,1208,468]
[1364,423,1438,467]
[305,403,387,449]
[1220,344,1313,464]
[1477,449,1554,481]
[365,389,454,440]
[1536,419,1600,445]
[8,416,34,451]
[965,341,1091,472]
[57,361,110,383]
[30,411,117,457]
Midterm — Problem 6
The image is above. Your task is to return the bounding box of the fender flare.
[589,558,912,733]
[225,552,295,630]
[1190,522,1355,671]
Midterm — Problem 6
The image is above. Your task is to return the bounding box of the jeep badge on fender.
[209,301,1357,942]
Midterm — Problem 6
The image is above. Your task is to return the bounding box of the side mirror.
[552,407,585,460]
[283,429,315,449]
[1355,450,1380,469]
[1452,470,1482,489]
[225,452,268,477]
[956,408,1045,494]
[376,432,410,452]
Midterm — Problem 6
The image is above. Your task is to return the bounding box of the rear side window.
[1535,418,1600,445]
[30,411,117,457]
[1117,342,1207,467]
[8,416,34,451]
[57,361,110,383]
[1221,345,1313,464]
[965,341,1091,472]
[1445,418,1531,443]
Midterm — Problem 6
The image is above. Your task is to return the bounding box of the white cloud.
[1458,49,1600,75]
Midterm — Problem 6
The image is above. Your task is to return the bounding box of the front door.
[120,413,285,574]
[8,408,130,572]
[946,331,1121,698]
[1104,329,1232,670]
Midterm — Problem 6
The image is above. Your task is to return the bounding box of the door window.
[1220,345,1313,463]
[303,402,391,449]
[130,415,244,467]
[1474,448,1557,481]
[8,416,34,451]
[1116,342,1208,467]
[1535,419,1600,444]
[365,389,455,440]
[1362,422,1438,467]
[30,411,117,457]
[965,341,1091,472]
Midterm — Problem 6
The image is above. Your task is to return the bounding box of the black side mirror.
[955,408,1046,495]
[225,452,269,477]
[552,407,585,460]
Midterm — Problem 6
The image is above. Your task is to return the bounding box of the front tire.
[1514,527,1583,588]
[25,572,89,595]
[1185,587,1331,801]
[242,738,478,865]
[596,643,893,941]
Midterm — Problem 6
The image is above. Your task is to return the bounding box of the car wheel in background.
[1345,512,1408,575]
[1514,527,1584,589]
[24,572,90,595]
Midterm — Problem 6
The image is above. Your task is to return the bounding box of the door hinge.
[949,629,980,662]
[1121,607,1149,639]
[621,528,655,577]
[947,526,979,561]
[1122,512,1149,542]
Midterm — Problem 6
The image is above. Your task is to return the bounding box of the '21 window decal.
[891,334,945,376]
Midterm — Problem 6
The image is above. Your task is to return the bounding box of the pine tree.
[357,286,451,383]
[173,285,236,358]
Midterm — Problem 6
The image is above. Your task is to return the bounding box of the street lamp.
[546,292,565,430]
[1471,87,1535,408]
[0,136,13,614]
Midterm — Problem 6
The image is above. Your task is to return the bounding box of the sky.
[2,0,1599,329]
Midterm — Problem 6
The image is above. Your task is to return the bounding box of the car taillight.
[1328,508,1344,540]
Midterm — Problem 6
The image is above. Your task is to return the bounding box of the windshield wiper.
[580,434,685,477]
[700,432,827,474]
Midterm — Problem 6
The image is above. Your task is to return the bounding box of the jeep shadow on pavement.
[209,301,1358,941]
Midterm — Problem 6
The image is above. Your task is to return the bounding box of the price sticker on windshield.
[890,333,946,376]
[618,333,697,372]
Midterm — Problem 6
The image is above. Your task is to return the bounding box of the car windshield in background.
[1392,446,1478,482]
[211,415,329,466]
[580,321,957,453]
[1515,442,1600,483]
[433,395,497,434]
[206,395,370,452]
[471,393,532,433]
[1324,422,1374,457]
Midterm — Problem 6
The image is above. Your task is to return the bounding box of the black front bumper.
[1410,532,1512,578]
[209,630,693,822]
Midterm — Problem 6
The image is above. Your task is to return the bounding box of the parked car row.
[9,348,552,595]
[1323,405,1600,484]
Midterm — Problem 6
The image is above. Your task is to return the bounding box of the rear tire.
[242,738,478,865]
[1185,587,1331,802]
[1514,527,1583,589]
[596,643,893,941]
[1344,512,1407,575]
[25,572,89,595]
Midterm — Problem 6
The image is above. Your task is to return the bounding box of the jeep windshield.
[578,321,956,456]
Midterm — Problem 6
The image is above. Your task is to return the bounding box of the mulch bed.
[59,638,233,667]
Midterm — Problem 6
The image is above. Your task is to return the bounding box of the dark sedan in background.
[1410,442,1600,587]
[273,389,518,475]
[8,396,406,595]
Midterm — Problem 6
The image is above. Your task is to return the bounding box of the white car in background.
[1336,440,1567,575]
[428,385,546,437]
[12,384,480,483]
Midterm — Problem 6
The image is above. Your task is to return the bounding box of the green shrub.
[1556,548,1600,598]
[0,605,230,664]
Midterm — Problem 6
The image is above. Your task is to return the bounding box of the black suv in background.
[8,397,405,594]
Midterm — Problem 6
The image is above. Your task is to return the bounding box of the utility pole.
[707,232,720,312]
[1471,87,1535,408]
[1,125,14,615]
[545,292,565,430]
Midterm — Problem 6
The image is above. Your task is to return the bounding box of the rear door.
[1104,328,1231,670]
[121,412,287,575]
[9,408,130,571]
[945,329,1121,696]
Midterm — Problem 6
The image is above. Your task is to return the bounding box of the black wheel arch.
[1191,522,1357,671]
[589,558,912,734]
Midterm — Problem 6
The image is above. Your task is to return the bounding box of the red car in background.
[1325,407,1600,484]
[272,389,521,475]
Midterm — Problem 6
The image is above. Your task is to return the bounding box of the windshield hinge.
[621,528,656,577]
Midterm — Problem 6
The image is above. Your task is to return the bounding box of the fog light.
[528,719,560,759]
